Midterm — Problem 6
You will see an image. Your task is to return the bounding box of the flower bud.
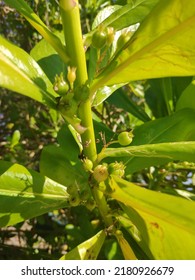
[108,161,125,178]
[67,66,77,89]
[93,164,109,183]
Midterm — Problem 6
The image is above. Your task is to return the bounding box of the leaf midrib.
[0,188,68,199]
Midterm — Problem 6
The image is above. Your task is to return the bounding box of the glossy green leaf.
[100,108,195,173]
[92,84,125,106]
[40,145,88,189]
[176,80,195,111]
[98,141,195,165]
[108,87,151,122]
[108,176,195,259]
[91,0,195,92]
[146,77,193,117]
[99,0,159,31]
[30,32,65,83]
[60,230,106,260]
[0,161,69,227]
[0,36,57,108]
[4,0,69,63]
[92,5,121,29]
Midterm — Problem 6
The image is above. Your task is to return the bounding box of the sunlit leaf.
[108,176,195,259]
[0,36,57,108]
[92,84,125,106]
[99,0,159,31]
[4,0,69,63]
[60,230,106,260]
[91,0,195,92]
[115,233,137,260]
[0,161,69,227]
[98,141,195,163]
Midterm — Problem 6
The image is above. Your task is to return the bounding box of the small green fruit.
[53,73,69,96]
[82,158,93,172]
[92,30,107,49]
[93,164,109,183]
[118,131,134,146]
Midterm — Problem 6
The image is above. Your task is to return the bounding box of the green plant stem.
[92,186,113,226]
[60,0,96,161]
[60,0,111,225]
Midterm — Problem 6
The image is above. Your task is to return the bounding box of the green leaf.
[98,141,195,166]
[40,145,88,189]
[4,0,69,64]
[57,124,81,161]
[103,108,195,173]
[108,176,195,259]
[99,0,159,31]
[92,5,121,29]
[0,161,69,227]
[91,0,195,92]
[60,230,106,260]
[176,80,195,111]
[145,78,173,117]
[146,77,193,117]
[0,36,57,108]
[92,84,125,106]
[108,87,151,122]
[30,32,65,83]
[115,233,137,260]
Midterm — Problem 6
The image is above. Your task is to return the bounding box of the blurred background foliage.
[0,0,195,259]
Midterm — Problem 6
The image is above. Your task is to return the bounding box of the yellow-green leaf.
[60,230,106,260]
[115,233,137,260]
[0,161,69,227]
[0,36,57,107]
[108,176,195,259]
[91,0,195,92]
[4,0,69,63]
